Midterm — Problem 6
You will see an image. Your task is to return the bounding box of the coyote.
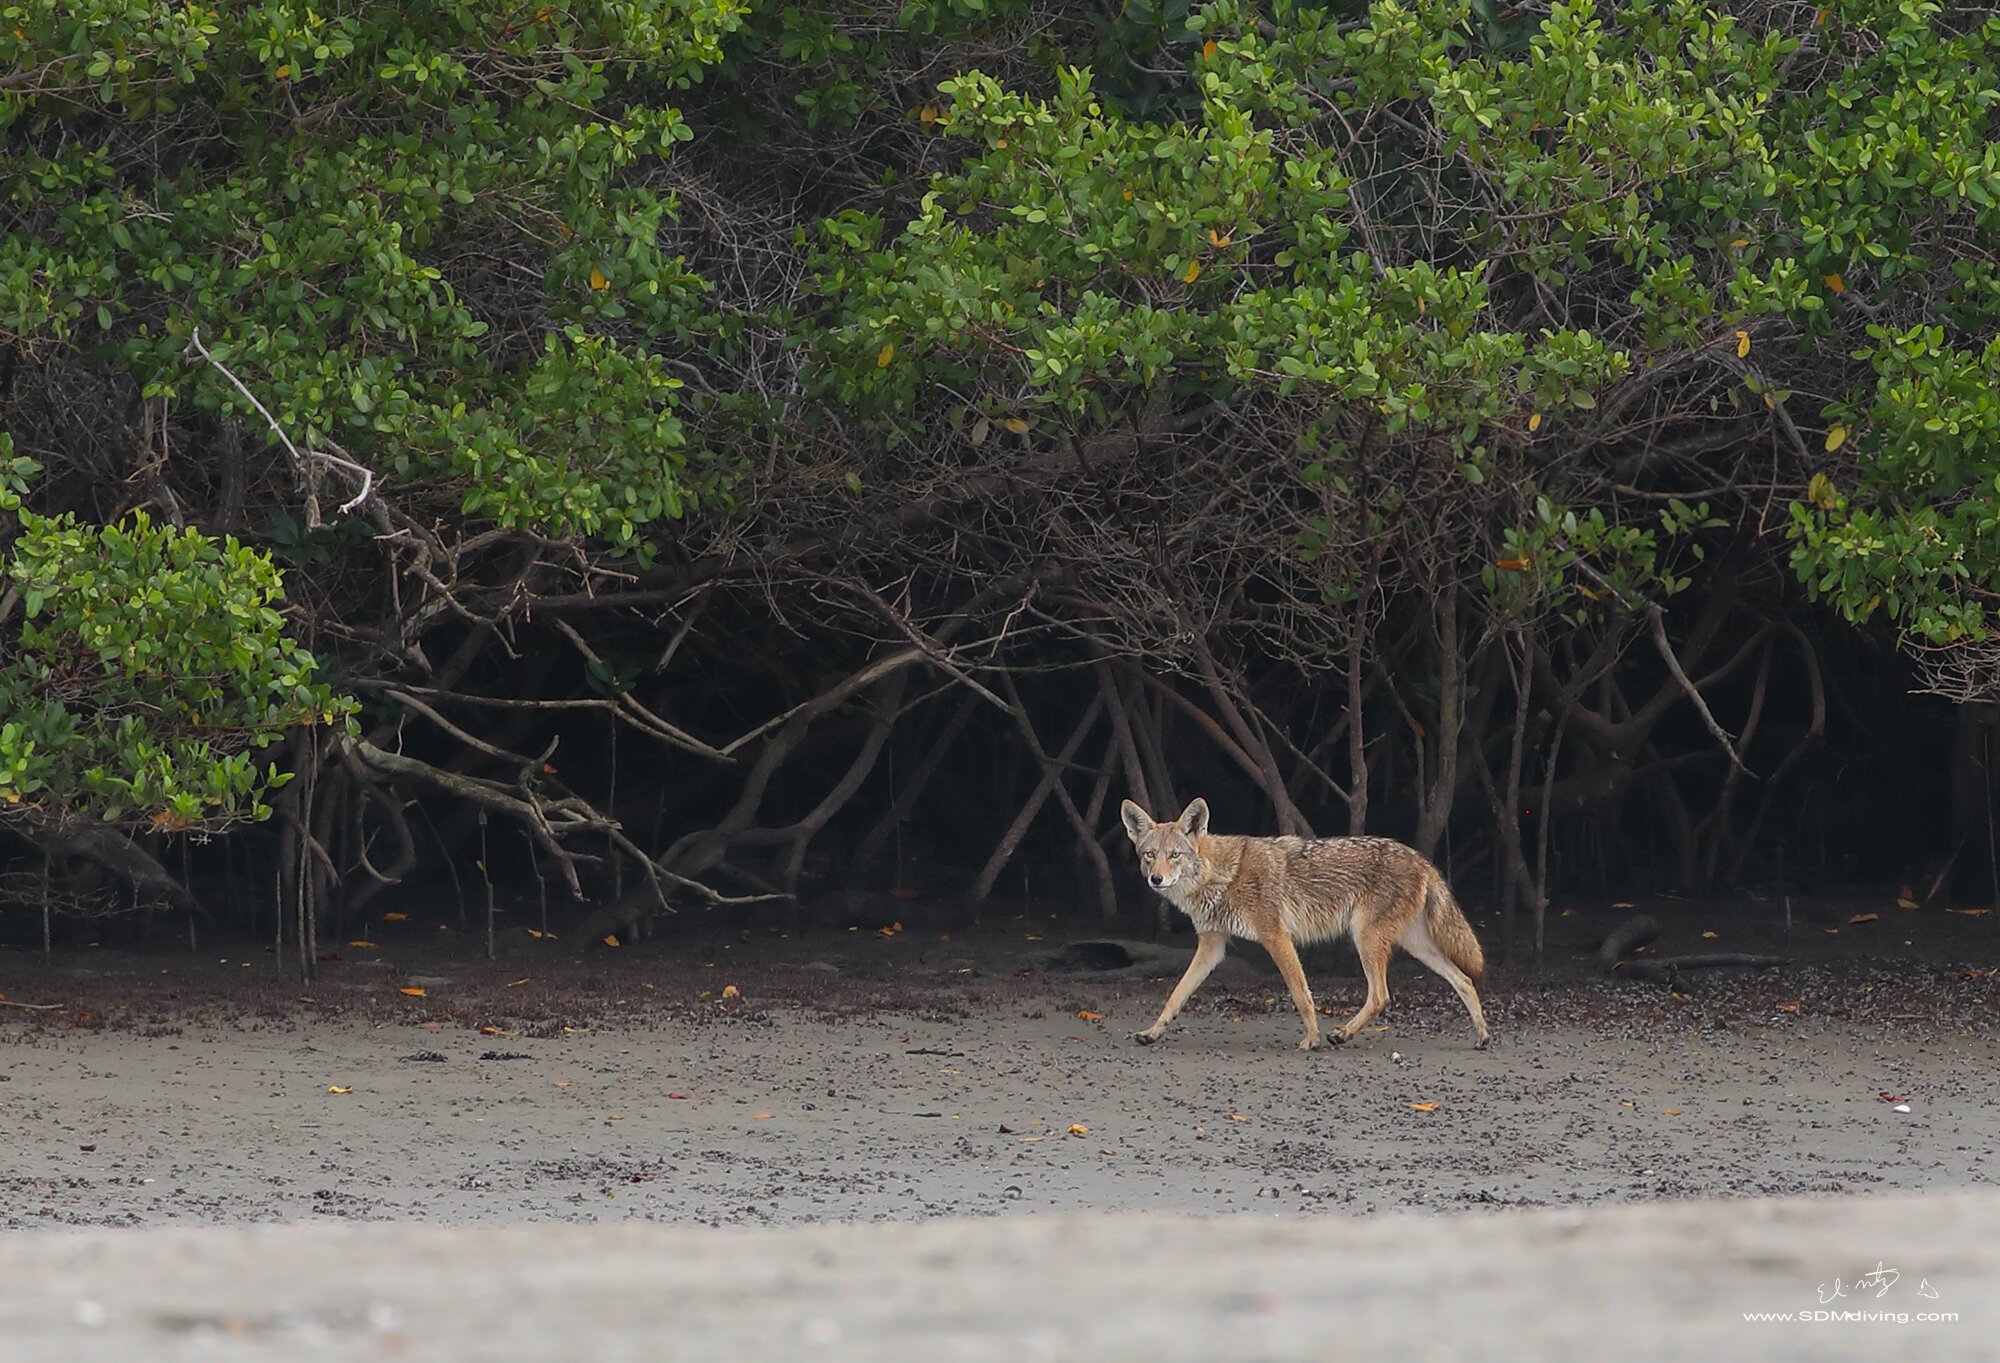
[1119,798,1489,1050]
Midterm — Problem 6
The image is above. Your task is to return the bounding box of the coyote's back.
[1228,833,1485,981]
[1121,798,1488,1050]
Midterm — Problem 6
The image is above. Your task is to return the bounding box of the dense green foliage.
[0,436,343,829]
[1775,2,2000,651]
[2,0,740,543]
[4,0,1999,944]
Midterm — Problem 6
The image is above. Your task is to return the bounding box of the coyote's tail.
[1423,878,1486,985]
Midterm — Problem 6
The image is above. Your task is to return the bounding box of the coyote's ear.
[1119,800,1153,843]
[1176,797,1210,839]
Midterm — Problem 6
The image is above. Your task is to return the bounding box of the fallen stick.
[1612,954,1791,987]
[1600,914,1788,986]
[0,999,66,1010]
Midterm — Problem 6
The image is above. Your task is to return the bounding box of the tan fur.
[1120,798,1489,1051]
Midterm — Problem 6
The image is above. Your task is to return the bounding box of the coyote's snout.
[1120,798,1489,1051]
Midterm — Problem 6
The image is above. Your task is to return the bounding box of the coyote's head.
[1119,798,1210,891]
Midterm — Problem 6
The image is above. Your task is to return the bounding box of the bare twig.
[185,327,375,519]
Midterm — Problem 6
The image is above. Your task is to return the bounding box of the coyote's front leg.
[1133,931,1228,1044]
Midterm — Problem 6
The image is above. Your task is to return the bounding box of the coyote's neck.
[1162,838,1236,924]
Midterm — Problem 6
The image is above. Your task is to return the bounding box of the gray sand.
[5,982,1994,1227]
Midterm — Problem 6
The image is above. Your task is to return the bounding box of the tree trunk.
[1121,666,1179,818]
[1346,628,1370,835]
[1414,585,1464,860]
[775,671,910,894]
[974,692,1104,902]
[1189,642,1312,836]
[1096,658,1154,813]
[852,692,978,876]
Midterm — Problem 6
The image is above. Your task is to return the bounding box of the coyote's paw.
[1325,1029,1353,1046]
[1298,1033,1323,1051]
[1474,1034,1491,1051]
[1131,1028,1165,1046]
